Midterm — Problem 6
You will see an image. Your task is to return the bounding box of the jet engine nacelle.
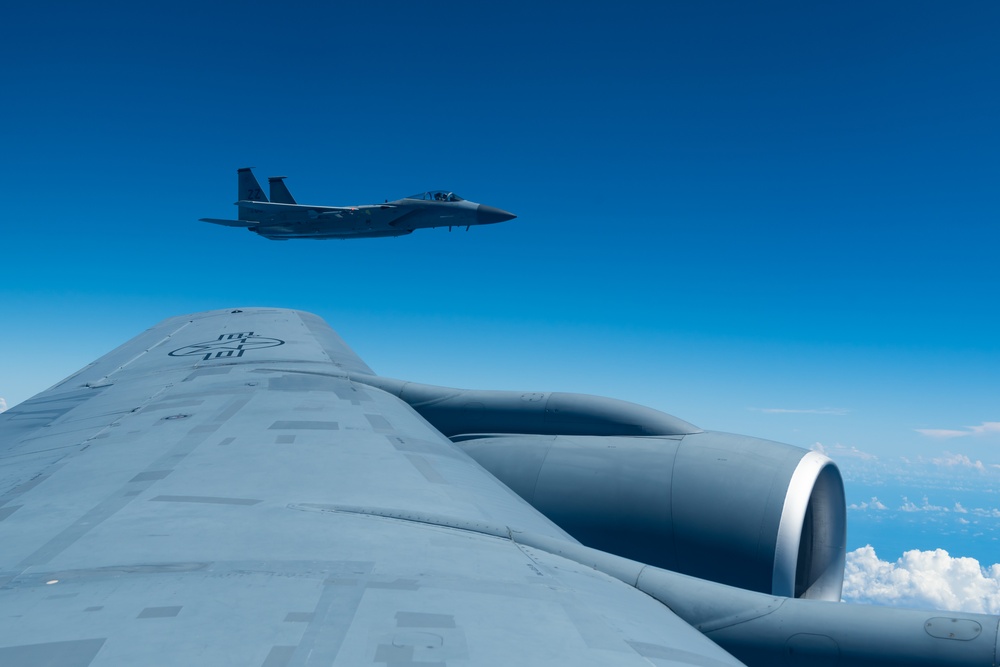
[453,431,846,601]
[350,375,847,601]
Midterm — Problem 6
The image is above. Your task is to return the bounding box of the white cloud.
[830,449,1000,492]
[849,497,888,510]
[753,407,849,415]
[0,397,6,413]
[969,422,1000,435]
[970,507,1000,518]
[812,442,877,461]
[916,428,969,439]
[931,452,988,472]
[843,546,1000,613]
[899,496,949,513]
[899,499,920,512]
[890,495,1000,518]
[916,422,1000,439]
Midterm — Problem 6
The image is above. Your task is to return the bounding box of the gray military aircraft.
[201,168,516,240]
[1,307,998,666]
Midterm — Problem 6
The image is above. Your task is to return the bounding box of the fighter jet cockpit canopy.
[406,191,464,202]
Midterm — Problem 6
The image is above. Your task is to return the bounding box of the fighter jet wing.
[0,308,747,666]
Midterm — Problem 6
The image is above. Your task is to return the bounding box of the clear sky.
[2,2,999,610]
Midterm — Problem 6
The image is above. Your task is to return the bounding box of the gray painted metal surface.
[513,532,1000,667]
[200,169,516,240]
[354,374,702,437]
[453,433,845,601]
[2,307,997,666]
[0,308,744,666]
[347,378,844,600]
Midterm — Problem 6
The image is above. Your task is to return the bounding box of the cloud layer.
[812,442,877,461]
[753,407,849,415]
[843,546,1000,613]
[0,397,6,413]
[916,421,1000,439]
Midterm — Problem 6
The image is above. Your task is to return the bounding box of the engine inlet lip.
[772,451,845,601]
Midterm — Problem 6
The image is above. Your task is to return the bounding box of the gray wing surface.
[0,308,746,666]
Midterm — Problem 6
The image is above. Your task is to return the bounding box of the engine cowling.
[453,431,845,601]
[349,375,847,601]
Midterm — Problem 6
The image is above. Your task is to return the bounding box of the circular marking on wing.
[169,334,285,361]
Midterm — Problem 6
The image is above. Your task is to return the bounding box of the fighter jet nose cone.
[476,204,517,225]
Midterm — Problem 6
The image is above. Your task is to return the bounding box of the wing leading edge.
[0,308,748,666]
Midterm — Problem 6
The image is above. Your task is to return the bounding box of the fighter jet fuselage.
[200,168,516,240]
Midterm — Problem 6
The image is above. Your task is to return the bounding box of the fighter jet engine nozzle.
[476,204,517,225]
[455,431,846,601]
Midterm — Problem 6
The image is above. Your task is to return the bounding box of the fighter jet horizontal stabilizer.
[200,218,254,227]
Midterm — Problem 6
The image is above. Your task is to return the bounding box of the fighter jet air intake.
[200,168,516,240]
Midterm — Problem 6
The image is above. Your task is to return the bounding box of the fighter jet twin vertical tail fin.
[237,167,267,202]
[268,176,297,204]
[237,167,267,223]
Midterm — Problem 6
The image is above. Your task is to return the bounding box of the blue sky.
[2,2,999,609]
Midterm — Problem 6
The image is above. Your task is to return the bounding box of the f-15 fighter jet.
[201,168,516,240]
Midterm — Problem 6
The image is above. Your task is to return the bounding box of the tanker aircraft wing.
[0,308,742,666]
[200,168,515,240]
[1,309,998,667]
